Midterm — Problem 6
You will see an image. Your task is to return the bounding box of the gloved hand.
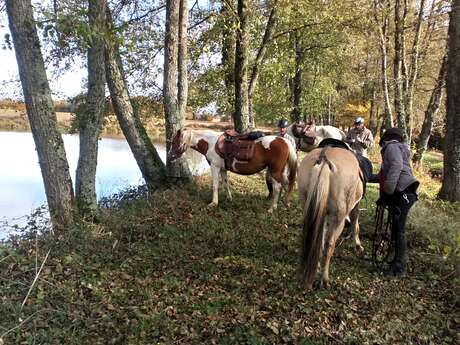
[376,192,392,206]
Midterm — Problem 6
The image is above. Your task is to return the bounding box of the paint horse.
[298,140,364,290]
[287,122,346,152]
[169,128,297,212]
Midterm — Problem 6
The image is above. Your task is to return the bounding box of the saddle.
[215,130,265,167]
[317,138,373,195]
[291,122,316,145]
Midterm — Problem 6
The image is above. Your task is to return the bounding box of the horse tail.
[300,152,334,288]
[287,140,298,194]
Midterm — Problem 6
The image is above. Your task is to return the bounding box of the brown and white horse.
[287,123,346,152]
[298,146,364,290]
[169,128,297,212]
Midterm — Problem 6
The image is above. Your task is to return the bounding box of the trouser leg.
[390,193,417,274]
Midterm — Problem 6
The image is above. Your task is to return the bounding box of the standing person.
[276,118,296,149]
[345,117,374,157]
[373,127,419,277]
[266,119,296,199]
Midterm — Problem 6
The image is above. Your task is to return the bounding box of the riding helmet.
[277,119,289,128]
[354,117,364,124]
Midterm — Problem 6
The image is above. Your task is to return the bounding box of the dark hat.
[277,119,289,128]
[380,127,404,145]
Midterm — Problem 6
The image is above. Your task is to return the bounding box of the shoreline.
[0,111,273,139]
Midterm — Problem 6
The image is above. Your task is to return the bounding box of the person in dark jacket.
[371,127,419,276]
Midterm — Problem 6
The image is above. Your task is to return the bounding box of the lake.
[0,131,209,237]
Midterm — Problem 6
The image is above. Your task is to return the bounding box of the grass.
[0,152,458,344]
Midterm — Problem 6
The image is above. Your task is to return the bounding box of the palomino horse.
[287,123,346,152]
[298,145,364,289]
[169,128,297,212]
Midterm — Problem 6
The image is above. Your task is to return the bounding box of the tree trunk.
[326,94,332,125]
[394,0,408,137]
[105,6,166,187]
[6,0,74,229]
[178,0,188,120]
[75,0,106,216]
[221,0,236,118]
[413,55,446,167]
[375,0,393,130]
[439,1,460,202]
[369,87,379,135]
[404,0,426,144]
[234,0,250,133]
[291,31,302,123]
[248,4,278,128]
[164,0,191,179]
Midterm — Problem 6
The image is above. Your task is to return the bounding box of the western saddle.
[215,129,264,167]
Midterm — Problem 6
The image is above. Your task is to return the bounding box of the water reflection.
[0,131,209,233]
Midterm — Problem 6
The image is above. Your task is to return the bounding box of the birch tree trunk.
[375,0,393,130]
[394,0,408,137]
[6,0,74,229]
[234,0,250,133]
[439,0,460,202]
[75,0,106,216]
[404,0,426,144]
[164,0,191,179]
[105,6,166,187]
[413,55,446,167]
[248,4,278,128]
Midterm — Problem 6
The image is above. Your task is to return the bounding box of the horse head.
[169,128,190,160]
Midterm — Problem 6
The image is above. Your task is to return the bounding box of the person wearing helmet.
[345,117,374,157]
[371,127,419,277]
[276,118,296,148]
[266,119,296,199]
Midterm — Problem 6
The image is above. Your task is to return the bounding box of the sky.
[0,17,86,100]
[0,0,216,101]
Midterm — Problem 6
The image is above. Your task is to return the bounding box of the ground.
[0,149,458,344]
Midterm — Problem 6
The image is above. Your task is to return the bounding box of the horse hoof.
[320,279,330,289]
[268,206,277,213]
[208,202,218,208]
[355,244,365,255]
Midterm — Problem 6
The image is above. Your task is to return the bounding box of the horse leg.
[265,169,274,200]
[268,177,281,213]
[349,202,364,254]
[281,168,291,206]
[220,170,232,201]
[321,219,344,288]
[208,165,220,207]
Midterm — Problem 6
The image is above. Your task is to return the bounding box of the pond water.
[0,131,209,237]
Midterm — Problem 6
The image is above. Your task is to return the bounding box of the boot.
[385,230,407,277]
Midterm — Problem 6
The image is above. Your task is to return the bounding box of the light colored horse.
[169,128,297,212]
[287,124,346,151]
[298,146,364,290]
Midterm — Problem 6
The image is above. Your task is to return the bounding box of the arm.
[360,131,374,149]
[382,145,403,194]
